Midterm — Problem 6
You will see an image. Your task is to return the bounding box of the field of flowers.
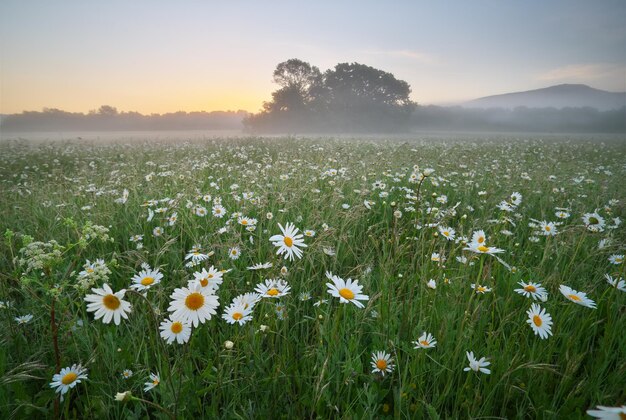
[0,135,624,418]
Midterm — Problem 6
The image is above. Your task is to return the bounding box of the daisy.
[608,254,624,265]
[586,405,626,419]
[325,271,369,308]
[121,369,133,379]
[559,285,596,309]
[427,279,437,289]
[371,351,394,376]
[129,267,163,292]
[194,206,208,217]
[526,303,553,339]
[510,192,522,206]
[255,279,291,298]
[413,332,437,349]
[228,246,240,260]
[144,372,160,392]
[247,262,273,270]
[464,242,505,255]
[539,221,558,236]
[152,226,164,237]
[85,284,132,325]
[222,303,253,325]
[463,351,491,374]
[238,216,257,227]
[212,204,226,218]
[605,274,626,292]
[514,281,548,301]
[15,314,34,324]
[232,292,261,310]
[167,282,219,327]
[471,284,492,294]
[582,212,606,232]
[269,222,307,261]
[191,266,223,291]
[304,230,316,237]
[49,364,88,401]
[471,230,487,246]
[438,226,456,241]
[159,317,192,344]
[184,245,210,267]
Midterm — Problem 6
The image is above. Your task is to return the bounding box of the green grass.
[0,135,624,419]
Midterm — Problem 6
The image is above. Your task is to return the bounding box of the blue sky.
[1,0,624,113]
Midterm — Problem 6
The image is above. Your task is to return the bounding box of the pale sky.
[1,0,625,114]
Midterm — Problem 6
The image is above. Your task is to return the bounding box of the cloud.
[361,49,438,65]
[536,63,625,84]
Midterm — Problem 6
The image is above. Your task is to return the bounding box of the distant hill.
[464,84,626,111]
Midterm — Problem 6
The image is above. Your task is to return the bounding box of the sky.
[1,0,625,114]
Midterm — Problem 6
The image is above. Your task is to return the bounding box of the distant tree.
[264,59,323,112]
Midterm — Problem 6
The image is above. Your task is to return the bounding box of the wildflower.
[526,303,553,339]
[325,271,369,308]
[586,405,626,419]
[539,221,558,236]
[77,258,111,290]
[167,282,219,327]
[413,332,437,349]
[85,284,132,325]
[232,292,261,310]
[255,279,291,298]
[514,281,548,301]
[224,340,234,350]
[121,369,133,379]
[228,246,240,260]
[159,317,192,344]
[15,314,34,324]
[144,372,160,392]
[605,274,626,292]
[115,391,132,402]
[431,252,443,262]
[49,364,88,401]
[152,226,164,237]
[184,245,209,267]
[212,204,226,218]
[464,242,504,255]
[371,351,394,376]
[471,284,492,294]
[191,266,223,291]
[463,351,490,374]
[582,212,606,232]
[608,254,624,265]
[129,266,163,292]
[427,279,437,290]
[222,303,253,325]
[304,230,316,237]
[269,222,307,261]
[247,262,273,270]
[438,226,456,241]
[559,285,596,309]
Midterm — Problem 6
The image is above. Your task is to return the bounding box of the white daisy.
[144,372,160,392]
[222,303,253,325]
[269,222,307,261]
[84,284,132,325]
[167,282,219,327]
[232,292,261,310]
[254,279,291,298]
[228,246,241,260]
[587,405,626,419]
[413,332,437,349]
[514,281,548,301]
[526,303,553,339]
[191,266,223,291]
[471,284,492,294]
[247,262,273,270]
[159,317,192,344]
[325,271,369,308]
[582,212,606,232]
[129,267,163,292]
[438,226,456,241]
[605,274,626,292]
[370,351,394,376]
[49,364,88,401]
[608,254,624,265]
[559,285,596,309]
[463,351,490,374]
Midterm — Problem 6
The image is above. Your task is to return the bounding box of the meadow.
[0,134,624,419]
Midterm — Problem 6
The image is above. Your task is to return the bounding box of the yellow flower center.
[568,294,581,302]
[477,245,489,252]
[283,236,293,247]
[231,250,237,255]
[443,231,449,236]
[339,288,355,300]
[477,286,487,293]
[544,226,551,231]
[477,236,485,244]
[420,340,430,346]
[200,278,209,287]
[208,274,214,278]
[185,292,205,310]
[170,322,183,334]
[588,217,599,225]
[376,359,388,370]
[86,268,94,273]
[232,312,243,320]
[524,285,537,293]
[533,315,542,327]
[61,372,78,385]
[141,277,154,286]
[153,379,159,386]
[241,220,248,225]
[103,294,121,310]
[267,288,279,296]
